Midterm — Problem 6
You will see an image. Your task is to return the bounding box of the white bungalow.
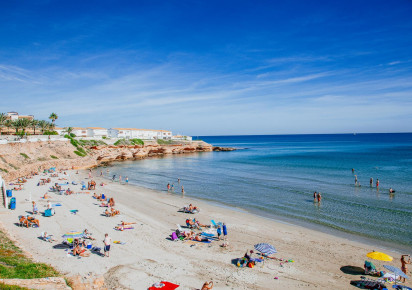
[87,127,108,138]
[108,128,172,140]
[54,127,65,135]
[6,112,34,121]
[71,127,88,137]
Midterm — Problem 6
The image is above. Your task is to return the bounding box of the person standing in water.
[178,178,180,183]
[181,186,185,194]
[119,175,122,183]
[370,177,373,187]
[112,175,116,182]
[167,183,170,192]
[125,176,128,185]
[171,184,174,192]
[354,175,358,185]
[352,168,355,173]
[313,191,317,201]
[376,179,379,188]
[317,192,322,203]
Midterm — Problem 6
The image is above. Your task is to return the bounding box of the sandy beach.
[1,169,411,289]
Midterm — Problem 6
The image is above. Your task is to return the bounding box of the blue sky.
[1,0,412,135]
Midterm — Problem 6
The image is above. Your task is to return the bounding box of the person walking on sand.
[103,233,111,257]
[100,171,103,176]
[401,255,411,283]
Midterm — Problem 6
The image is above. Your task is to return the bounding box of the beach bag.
[171,232,178,241]
[44,209,53,217]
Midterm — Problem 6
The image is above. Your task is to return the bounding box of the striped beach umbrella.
[254,243,277,255]
[384,265,409,281]
[62,231,84,239]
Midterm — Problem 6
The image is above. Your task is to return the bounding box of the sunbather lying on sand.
[186,218,208,228]
[120,221,136,225]
[115,225,134,231]
[191,234,210,242]
[83,229,95,240]
[41,232,56,243]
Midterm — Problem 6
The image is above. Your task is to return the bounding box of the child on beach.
[103,233,111,257]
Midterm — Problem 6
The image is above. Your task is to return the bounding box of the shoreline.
[1,169,411,289]
[121,177,412,254]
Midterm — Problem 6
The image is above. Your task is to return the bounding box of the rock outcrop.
[0,140,213,181]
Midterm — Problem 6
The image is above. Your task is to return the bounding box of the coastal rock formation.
[213,146,237,151]
[0,140,213,181]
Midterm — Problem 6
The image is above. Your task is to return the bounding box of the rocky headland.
[0,140,214,181]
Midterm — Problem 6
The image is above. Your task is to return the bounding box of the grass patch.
[77,139,106,146]
[50,155,58,159]
[0,168,8,173]
[0,283,30,290]
[8,164,19,170]
[0,230,60,279]
[114,138,144,146]
[19,153,30,159]
[73,150,86,157]
[157,139,173,145]
[37,157,47,161]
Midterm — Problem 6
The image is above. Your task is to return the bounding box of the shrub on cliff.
[20,153,30,159]
[74,150,86,157]
[130,138,144,145]
[43,131,58,135]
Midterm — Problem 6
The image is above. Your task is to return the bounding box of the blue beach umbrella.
[383,265,409,282]
[254,243,277,255]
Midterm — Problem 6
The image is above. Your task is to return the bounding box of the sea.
[106,133,412,252]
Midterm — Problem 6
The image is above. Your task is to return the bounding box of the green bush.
[50,155,58,159]
[74,150,86,157]
[70,138,79,147]
[19,153,30,159]
[102,136,107,139]
[64,134,70,138]
[43,131,58,135]
[0,168,8,173]
[131,138,144,145]
[70,133,76,137]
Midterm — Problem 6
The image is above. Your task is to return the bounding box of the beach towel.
[149,281,179,290]
[70,210,78,215]
[52,203,62,207]
[113,241,126,245]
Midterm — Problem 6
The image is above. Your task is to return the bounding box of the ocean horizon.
[106,133,412,251]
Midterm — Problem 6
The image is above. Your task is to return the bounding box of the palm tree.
[49,113,58,124]
[65,127,74,135]
[0,113,6,135]
[47,121,55,132]
[31,119,39,135]
[38,120,48,134]
[12,119,23,134]
[4,120,13,134]
[19,118,31,134]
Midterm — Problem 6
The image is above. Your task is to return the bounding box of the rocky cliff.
[0,140,213,181]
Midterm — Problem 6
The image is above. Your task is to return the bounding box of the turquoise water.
[107,133,412,250]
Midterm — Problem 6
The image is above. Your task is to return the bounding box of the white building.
[54,127,65,135]
[108,128,172,140]
[87,127,108,138]
[71,127,88,137]
[6,112,34,121]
